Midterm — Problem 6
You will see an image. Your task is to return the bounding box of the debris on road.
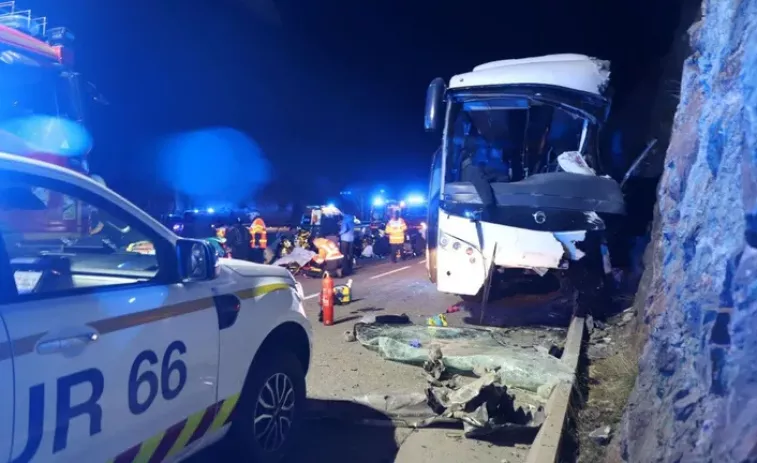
[353,323,572,396]
[334,279,354,305]
[446,303,462,314]
[353,369,546,438]
[588,425,612,445]
[427,313,449,326]
[310,319,572,440]
[358,313,411,325]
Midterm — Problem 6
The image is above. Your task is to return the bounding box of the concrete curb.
[525,316,585,463]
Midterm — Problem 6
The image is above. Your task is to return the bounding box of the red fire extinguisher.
[320,271,335,326]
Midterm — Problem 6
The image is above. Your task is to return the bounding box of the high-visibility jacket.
[249,217,267,249]
[385,218,407,245]
[312,237,343,264]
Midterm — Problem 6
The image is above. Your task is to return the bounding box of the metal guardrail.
[526,316,585,463]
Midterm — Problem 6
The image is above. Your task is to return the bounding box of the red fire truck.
[0,1,99,239]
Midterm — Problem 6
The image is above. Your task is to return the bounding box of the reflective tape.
[111,393,241,463]
[234,282,292,301]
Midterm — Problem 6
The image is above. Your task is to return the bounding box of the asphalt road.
[291,256,575,463]
[291,257,533,463]
[196,256,573,463]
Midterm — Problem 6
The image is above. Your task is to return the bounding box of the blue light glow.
[207,208,215,214]
[0,115,93,157]
[373,196,385,206]
[406,194,425,205]
[326,203,336,209]
[156,127,271,206]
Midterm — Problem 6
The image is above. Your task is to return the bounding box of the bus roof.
[448,53,610,96]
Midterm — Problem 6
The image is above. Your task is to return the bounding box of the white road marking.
[419,259,426,265]
[369,265,411,280]
[300,260,419,300]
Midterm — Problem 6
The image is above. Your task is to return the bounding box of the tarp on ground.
[353,323,573,396]
[272,246,316,267]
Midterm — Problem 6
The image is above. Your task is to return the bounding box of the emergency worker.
[248,215,267,263]
[339,208,356,276]
[227,216,251,261]
[385,210,407,263]
[312,236,343,266]
[215,224,226,240]
[313,236,343,322]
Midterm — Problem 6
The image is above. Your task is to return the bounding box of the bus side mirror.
[424,78,446,132]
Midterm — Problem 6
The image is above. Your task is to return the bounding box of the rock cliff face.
[618,0,757,461]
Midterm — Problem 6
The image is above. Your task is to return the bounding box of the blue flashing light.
[193,209,200,213]
[373,196,385,207]
[406,194,425,205]
[207,208,215,214]
[326,203,336,209]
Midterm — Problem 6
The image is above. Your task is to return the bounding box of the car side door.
[0,171,220,463]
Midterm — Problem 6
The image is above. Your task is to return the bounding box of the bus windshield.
[443,96,587,184]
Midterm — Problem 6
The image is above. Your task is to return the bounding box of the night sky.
[30,0,683,208]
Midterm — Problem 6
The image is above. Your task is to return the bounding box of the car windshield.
[443,95,587,184]
[0,184,159,280]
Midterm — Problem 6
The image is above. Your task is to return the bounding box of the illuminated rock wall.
[618,1,757,461]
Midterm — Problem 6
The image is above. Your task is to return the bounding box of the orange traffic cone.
[320,271,335,326]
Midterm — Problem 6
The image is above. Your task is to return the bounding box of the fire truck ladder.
[0,1,47,38]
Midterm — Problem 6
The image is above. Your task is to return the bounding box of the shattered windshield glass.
[444,95,587,184]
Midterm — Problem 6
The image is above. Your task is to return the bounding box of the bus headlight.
[440,232,480,265]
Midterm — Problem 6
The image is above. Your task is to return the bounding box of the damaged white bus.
[424,54,625,314]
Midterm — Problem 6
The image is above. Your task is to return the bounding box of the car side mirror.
[177,239,218,282]
[424,77,446,132]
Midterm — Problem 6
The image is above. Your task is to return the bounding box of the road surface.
[198,256,574,462]
[291,256,539,463]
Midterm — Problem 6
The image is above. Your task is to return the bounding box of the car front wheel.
[230,351,306,462]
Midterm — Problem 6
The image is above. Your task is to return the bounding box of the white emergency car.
[0,152,313,463]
